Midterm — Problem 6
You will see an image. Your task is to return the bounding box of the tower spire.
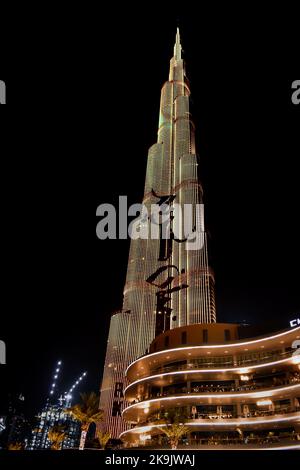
[174,27,182,60]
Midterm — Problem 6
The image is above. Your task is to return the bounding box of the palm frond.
[97,430,111,448]
[8,442,23,450]
[48,425,66,450]
[65,392,103,430]
[160,423,189,439]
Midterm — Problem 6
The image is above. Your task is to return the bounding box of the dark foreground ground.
[0,449,299,469]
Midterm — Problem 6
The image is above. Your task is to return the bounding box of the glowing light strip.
[181,416,300,426]
[124,356,297,394]
[122,384,300,415]
[257,444,300,450]
[66,371,87,397]
[49,360,62,397]
[125,326,300,375]
[120,414,300,438]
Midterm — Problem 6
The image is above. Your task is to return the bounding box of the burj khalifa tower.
[99,29,216,438]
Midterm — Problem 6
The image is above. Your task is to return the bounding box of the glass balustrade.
[131,350,295,380]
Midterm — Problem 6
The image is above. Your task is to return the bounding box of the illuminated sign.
[290,318,300,328]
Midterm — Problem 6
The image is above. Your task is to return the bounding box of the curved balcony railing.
[136,434,300,448]
[133,406,300,427]
[187,406,300,421]
[129,350,296,381]
[128,376,300,404]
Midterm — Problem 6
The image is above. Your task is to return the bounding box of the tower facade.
[99,29,216,438]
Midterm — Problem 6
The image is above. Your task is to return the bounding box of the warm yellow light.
[120,416,300,441]
[126,326,300,376]
[257,399,272,406]
[240,375,250,381]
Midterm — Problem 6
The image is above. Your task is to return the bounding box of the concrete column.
[236,403,242,418]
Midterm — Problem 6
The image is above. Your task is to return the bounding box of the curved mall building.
[121,323,300,449]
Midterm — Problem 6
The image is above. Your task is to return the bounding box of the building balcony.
[127,350,300,385]
[126,326,300,383]
[125,368,300,403]
[120,409,300,444]
[125,375,300,403]
[121,432,300,450]
[122,382,300,422]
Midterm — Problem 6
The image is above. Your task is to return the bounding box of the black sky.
[0,9,299,419]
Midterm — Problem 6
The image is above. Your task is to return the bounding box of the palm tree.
[8,442,23,450]
[236,427,244,443]
[97,429,111,449]
[66,392,103,450]
[48,425,66,450]
[160,423,190,450]
[157,408,189,449]
[163,408,188,424]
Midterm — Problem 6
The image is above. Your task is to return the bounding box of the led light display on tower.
[99,29,216,438]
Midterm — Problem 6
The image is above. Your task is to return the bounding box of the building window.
[114,382,123,398]
[203,329,208,343]
[112,401,122,417]
[181,331,187,344]
[164,336,169,348]
[224,329,231,341]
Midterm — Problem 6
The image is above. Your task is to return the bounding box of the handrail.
[129,378,300,404]
[130,350,295,381]
[135,406,300,426]
[140,434,300,448]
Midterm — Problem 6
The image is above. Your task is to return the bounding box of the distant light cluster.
[65,371,87,401]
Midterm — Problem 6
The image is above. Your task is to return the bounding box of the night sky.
[0,9,299,421]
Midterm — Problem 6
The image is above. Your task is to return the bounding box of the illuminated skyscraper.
[28,362,87,450]
[99,29,216,438]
